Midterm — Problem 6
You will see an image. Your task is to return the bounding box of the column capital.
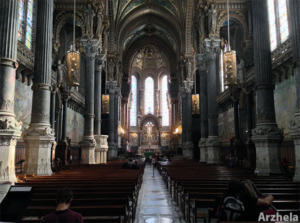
[196,53,207,72]
[81,39,100,58]
[204,38,221,60]
[106,80,119,94]
[96,53,106,66]
[180,80,194,94]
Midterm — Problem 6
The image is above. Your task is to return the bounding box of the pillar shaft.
[205,39,220,137]
[288,0,300,181]
[251,0,282,176]
[204,38,221,164]
[62,99,67,140]
[196,53,208,162]
[180,80,193,159]
[79,39,99,165]
[94,54,105,135]
[106,81,119,159]
[24,0,54,176]
[82,39,99,137]
[50,89,56,130]
[0,0,21,183]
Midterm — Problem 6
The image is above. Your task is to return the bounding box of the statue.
[95,2,105,39]
[84,4,95,38]
[57,60,65,87]
[208,3,217,37]
[237,58,245,84]
[185,58,192,80]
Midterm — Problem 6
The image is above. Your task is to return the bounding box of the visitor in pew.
[219,180,274,221]
[42,188,83,223]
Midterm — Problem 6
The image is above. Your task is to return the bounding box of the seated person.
[43,188,83,223]
[220,180,274,221]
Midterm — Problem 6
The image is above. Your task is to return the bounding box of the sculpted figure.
[208,3,217,36]
[84,4,95,38]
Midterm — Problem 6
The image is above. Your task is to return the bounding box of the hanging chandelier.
[66,0,80,87]
[223,0,237,87]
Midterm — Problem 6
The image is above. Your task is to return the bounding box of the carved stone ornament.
[290,113,300,138]
[181,80,194,94]
[198,138,207,147]
[80,136,96,147]
[25,125,54,137]
[0,116,22,132]
[204,38,221,60]
[206,136,220,147]
[252,124,283,140]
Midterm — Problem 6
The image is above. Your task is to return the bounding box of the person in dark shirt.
[43,188,83,223]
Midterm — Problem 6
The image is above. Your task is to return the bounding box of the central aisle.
[134,164,186,223]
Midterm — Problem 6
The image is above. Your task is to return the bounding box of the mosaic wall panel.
[274,75,296,139]
[218,107,235,143]
[14,80,33,131]
[66,107,84,144]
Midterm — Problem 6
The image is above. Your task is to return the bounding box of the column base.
[95,135,108,164]
[24,124,54,176]
[80,136,96,164]
[290,112,300,182]
[108,143,118,160]
[182,141,193,159]
[0,128,21,183]
[198,138,207,163]
[206,136,220,164]
[252,124,282,176]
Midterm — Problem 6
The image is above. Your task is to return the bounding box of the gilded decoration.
[192,94,200,115]
[102,95,109,114]
[131,46,166,71]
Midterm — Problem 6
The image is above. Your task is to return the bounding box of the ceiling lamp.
[66,0,80,87]
[223,0,237,87]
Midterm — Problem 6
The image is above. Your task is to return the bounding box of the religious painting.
[192,94,200,115]
[102,95,109,114]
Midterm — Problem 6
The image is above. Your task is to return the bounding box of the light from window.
[25,0,33,49]
[267,0,277,51]
[130,75,137,126]
[18,0,25,41]
[220,50,225,92]
[278,0,289,43]
[161,75,169,126]
[144,77,154,114]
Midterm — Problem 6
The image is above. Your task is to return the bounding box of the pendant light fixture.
[223,0,237,86]
[66,0,80,87]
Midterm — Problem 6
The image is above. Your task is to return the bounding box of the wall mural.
[66,107,84,144]
[274,75,296,139]
[218,107,235,143]
[14,80,33,132]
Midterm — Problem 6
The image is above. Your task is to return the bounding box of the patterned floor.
[134,164,186,223]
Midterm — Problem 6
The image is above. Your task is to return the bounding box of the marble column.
[180,80,194,159]
[79,39,99,164]
[251,0,282,176]
[50,87,56,130]
[24,0,54,175]
[196,53,208,163]
[106,81,119,159]
[94,54,108,164]
[61,95,68,141]
[205,38,221,164]
[0,0,22,183]
[289,0,300,181]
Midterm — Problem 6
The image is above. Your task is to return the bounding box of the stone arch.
[53,11,85,53]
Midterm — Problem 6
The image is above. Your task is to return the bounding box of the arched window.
[144,77,154,114]
[130,75,137,126]
[18,0,34,49]
[267,0,289,51]
[161,75,169,126]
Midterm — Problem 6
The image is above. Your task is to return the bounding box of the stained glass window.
[130,75,137,126]
[144,77,154,114]
[18,0,25,41]
[161,75,169,126]
[278,0,289,43]
[267,0,277,51]
[25,0,33,49]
